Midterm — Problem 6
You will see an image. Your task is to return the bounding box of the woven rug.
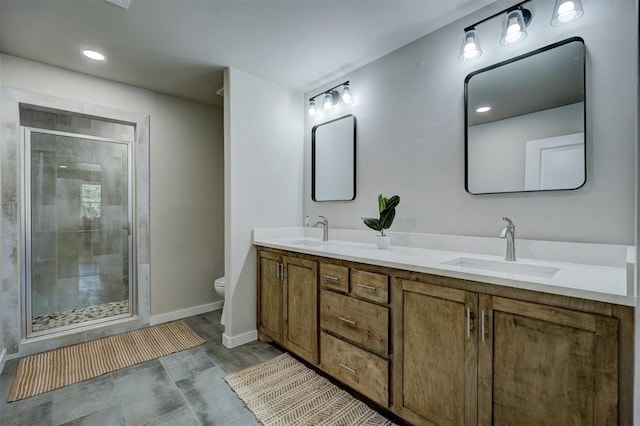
[8,320,205,402]
[225,353,396,426]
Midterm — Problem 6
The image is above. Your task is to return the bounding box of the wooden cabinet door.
[478,295,619,426]
[283,256,318,365]
[392,279,478,426]
[257,251,283,344]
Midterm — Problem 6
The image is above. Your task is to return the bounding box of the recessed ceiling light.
[476,106,491,113]
[82,50,106,61]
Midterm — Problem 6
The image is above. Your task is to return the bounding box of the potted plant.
[363,194,400,249]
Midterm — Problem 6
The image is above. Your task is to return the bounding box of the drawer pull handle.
[356,284,376,291]
[481,309,486,343]
[338,317,357,326]
[323,275,340,282]
[339,363,357,374]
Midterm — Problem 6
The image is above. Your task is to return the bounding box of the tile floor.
[0,310,283,425]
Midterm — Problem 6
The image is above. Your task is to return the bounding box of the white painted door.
[524,133,585,190]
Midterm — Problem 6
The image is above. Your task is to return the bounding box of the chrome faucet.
[500,217,516,261]
[313,215,329,242]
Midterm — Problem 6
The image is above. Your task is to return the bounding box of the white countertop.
[253,228,636,307]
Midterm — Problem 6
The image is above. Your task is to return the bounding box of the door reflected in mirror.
[312,114,356,201]
[465,37,585,194]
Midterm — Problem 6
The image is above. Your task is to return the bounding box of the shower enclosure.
[23,127,134,336]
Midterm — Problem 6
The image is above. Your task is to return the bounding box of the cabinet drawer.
[320,332,389,407]
[319,263,349,292]
[351,269,389,304]
[320,290,388,356]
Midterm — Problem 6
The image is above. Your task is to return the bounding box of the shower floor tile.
[31,300,129,332]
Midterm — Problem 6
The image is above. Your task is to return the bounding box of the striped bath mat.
[8,320,205,402]
[225,353,396,425]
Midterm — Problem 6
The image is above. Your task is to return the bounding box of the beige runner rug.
[225,353,396,426]
[8,320,205,402]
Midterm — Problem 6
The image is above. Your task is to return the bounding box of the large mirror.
[312,114,356,201]
[465,37,585,194]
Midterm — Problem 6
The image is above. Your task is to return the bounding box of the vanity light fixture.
[460,28,482,61]
[341,83,353,104]
[323,92,336,111]
[551,0,584,26]
[307,81,353,117]
[500,7,530,45]
[81,49,106,61]
[308,99,317,117]
[459,0,583,61]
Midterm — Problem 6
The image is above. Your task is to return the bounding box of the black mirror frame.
[311,114,357,202]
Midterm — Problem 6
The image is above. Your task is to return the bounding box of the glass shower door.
[25,128,132,335]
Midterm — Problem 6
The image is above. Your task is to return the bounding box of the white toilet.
[214,276,226,325]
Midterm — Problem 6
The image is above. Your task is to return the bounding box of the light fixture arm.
[309,80,350,102]
[463,0,532,32]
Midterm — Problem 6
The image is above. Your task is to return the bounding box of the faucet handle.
[502,217,514,227]
[318,215,328,223]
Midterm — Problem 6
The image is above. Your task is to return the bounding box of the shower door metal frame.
[20,126,137,338]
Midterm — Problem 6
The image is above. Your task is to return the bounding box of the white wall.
[0,54,224,319]
[224,67,303,347]
[303,0,637,245]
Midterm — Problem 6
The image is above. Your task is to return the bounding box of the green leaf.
[363,217,382,232]
[385,195,400,210]
[380,208,396,230]
[378,194,388,213]
[379,195,399,230]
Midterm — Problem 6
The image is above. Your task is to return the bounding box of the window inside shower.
[20,106,136,336]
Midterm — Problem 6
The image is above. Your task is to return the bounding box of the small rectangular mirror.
[312,114,356,201]
[465,37,586,194]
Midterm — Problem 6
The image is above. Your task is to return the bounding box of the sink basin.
[287,239,331,247]
[442,257,560,278]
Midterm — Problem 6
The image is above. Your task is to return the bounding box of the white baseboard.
[223,329,258,349]
[149,301,223,326]
[0,349,6,375]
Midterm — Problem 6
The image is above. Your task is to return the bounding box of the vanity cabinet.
[391,280,478,425]
[319,264,390,407]
[257,250,318,364]
[478,295,618,425]
[256,246,631,424]
[392,278,620,426]
[258,252,283,343]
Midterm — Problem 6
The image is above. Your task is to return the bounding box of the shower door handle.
[122,223,131,235]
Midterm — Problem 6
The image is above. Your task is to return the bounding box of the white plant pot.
[376,235,391,249]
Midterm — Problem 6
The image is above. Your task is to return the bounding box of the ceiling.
[0,0,497,106]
